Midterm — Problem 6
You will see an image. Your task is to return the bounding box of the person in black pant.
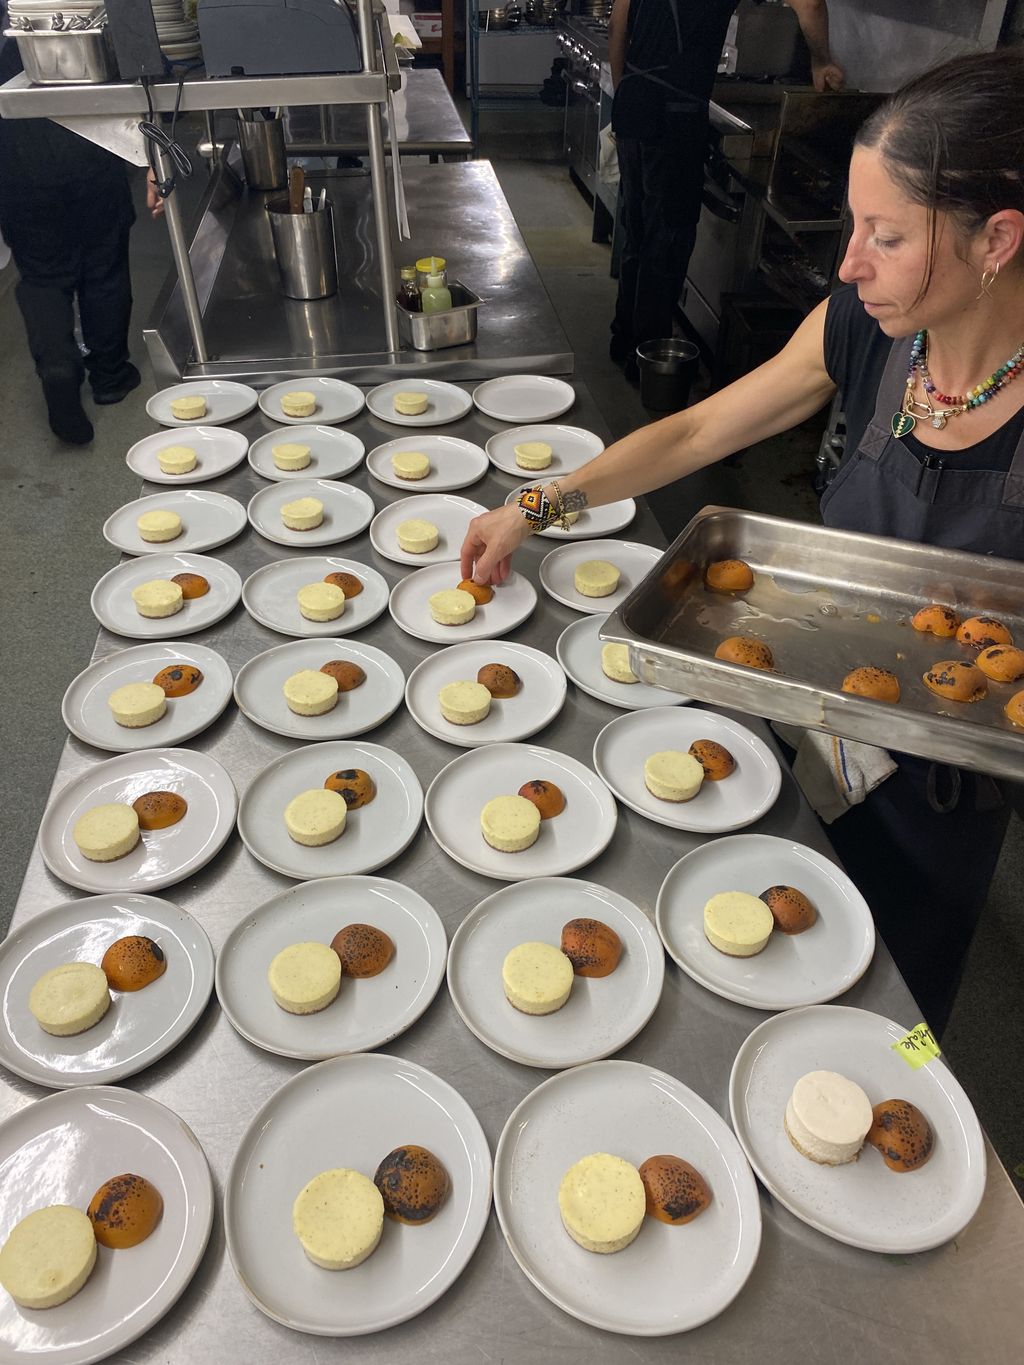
[607,0,844,376]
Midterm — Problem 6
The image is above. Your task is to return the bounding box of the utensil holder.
[266,199,338,300]
[637,339,700,412]
[237,114,287,190]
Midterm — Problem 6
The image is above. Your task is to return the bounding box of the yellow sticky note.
[891,1022,941,1070]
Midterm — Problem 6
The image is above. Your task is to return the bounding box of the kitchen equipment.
[266,196,338,299]
[397,281,482,351]
[197,0,361,76]
[236,111,287,190]
[5,25,116,83]
[636,338,700,412]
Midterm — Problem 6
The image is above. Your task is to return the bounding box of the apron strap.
[1003,430,1024,507]
[857,339,910,463]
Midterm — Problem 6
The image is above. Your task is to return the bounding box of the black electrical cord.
[139,72,193,200]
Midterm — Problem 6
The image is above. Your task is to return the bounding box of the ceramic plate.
[472,375,575,423]
[248,425,365,482]
[224,1053,491,1335]
[62,641,233,754]
[90,553,242,640]
[125,426,249,485]
[39,748,237,894]
[425,741,617,882]
[494,1060,761,1334]
[258,377,365,425]
[238,741,422,880]
[216,876,446,1060]
[0,893,214,1089]
[539,539,662,614]
[233,638,404,740]
[405,640,566,748]
[447,877,663,1069]
[485,423,604,478]
[656,835,876,1010]
[242,556,391,638]
[728,1006,986,1253]
[556,615,691,711]
[0,1087,213,1364]
[246,478,375,548]
[365,378,472,427]
[146,379,258,427]
[103,489,247,556]
[593,707,781,833]
[369,493,486,566]
[388,561,536,644]
[365,433,488,491]
[504,480,635,539]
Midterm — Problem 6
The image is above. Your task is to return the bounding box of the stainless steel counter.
[2,380,1022,1361]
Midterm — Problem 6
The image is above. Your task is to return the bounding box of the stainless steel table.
[3,382,1022,1364]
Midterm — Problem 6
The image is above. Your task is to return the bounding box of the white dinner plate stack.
[150,0,201,61]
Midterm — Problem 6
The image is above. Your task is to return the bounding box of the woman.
[460,49,1024,1035]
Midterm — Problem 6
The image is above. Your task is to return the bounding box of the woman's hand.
[460,503,531,585]
[146,174,166,220]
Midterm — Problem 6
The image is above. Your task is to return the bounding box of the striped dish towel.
[772,725,897,824]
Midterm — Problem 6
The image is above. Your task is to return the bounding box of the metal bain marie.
[601,506,1024,781]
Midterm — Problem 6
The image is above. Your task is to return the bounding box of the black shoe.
[92,363,141,405]
[43,375,93,445]
[609,335,632,366]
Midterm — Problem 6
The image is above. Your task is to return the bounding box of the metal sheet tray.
[602,506,1024,780]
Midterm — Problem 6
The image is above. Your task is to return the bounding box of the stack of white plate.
[150,0,201,61]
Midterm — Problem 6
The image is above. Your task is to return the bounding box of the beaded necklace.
[892,330,1024,438]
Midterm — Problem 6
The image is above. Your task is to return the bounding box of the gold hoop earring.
[977,261,1000,299]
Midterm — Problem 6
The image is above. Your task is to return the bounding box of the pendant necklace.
[891,330,1024,439]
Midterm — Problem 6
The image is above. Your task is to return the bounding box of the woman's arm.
[461,300,837,584]
[608,0,631,90]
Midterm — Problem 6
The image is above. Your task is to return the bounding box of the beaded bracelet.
[515,482,570,533]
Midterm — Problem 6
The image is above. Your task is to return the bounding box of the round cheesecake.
[108,681,167,728]
[513,440,553,471]
[394,391,429,416]
[396,518,439,554]
[297,582,345,622]
[0,1206,97,1309]
[29,962,111,1037]
[156,444,197,475]
[131,579,184,619]
[574,560,620,598]
[292,1169,384,1270]
[281,390,316,418]
[281,496,324,531]
[439,680,492,725]
[558,1154,645,1255]
[644,750,704,802]
[502,941,574,1015]
[72,803,141,863]
[392,450,430,480]
[268,941,342,1014]
[600,643,637,683]
[170,394,206,420]
[703,891,774,957]
[283,669,339,716]
[784,1070,873,1166]
[481,794,541,852]
[428,588,476,626]
[137,509,183,543]
[272,442,311,471]
[284,788,347,846]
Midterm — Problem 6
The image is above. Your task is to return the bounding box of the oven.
[557,24,603,197]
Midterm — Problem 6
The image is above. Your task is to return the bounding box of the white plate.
[369,493,486,566]
[556,614,691,711]
[539,539,662,614]
[224,1053,491,1335]
[504,480,635,539]
[90,552,242,640]
[216,876,446,1060]
[242,556,391,638]
[728,1006,987,1254]
[593,707,781,833]
[656,835,876,1011]
[472,375,576,423]
[233,638,404,740]
[0,893,214,1089]
[494,1060,761,1335]
[258,377,365,426]
[405,640,566,748]
[62,641,233,754]
[485,423,604,478]
[146,380,258,427]
[388,561,536,644]
[125,426,249,485]
[248,425,365,482]
[424,741,617,882]
[39,748,237,894]
[246,478,375,548]
[365,378,472,427]
[447,877,663,1069]
[103,489,247,556]
[365,433,488,491]
[0,1086,213,1365]
[238,741,422,880]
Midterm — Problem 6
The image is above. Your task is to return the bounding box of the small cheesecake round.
[88,1174,163,1249]
[29,962,111,1036]
[704,558,754,593]
[284,788,347,846]
[784,1070,873,1166]
[298,581,345,622]
[170,394,206,420]
[715,635,774,670]
[428,588,476,626]
[137,509,183,543]
[639,1155,712,1225]
[601,643,638,684]
[842,666,901,702]
[922,660,987,702]
[374,1146,450,1224]
[558,1154,645,1255]
[102,936,166,991]
[108,682,167,729]
[703,891,774,957]
[1004,689,1024,726]
[283,669,339,717]
[324,768,376,809]
[281,496,324,531]
[513,440,553,470]
[0,1206,97,1309]
[72,804,141,863]
[560,917,622,977]
[132,579,184,619]
[268,941,342,1014]
[323,571,363,598]
[477,662,520,697]
[458,578,493,605]
[688,739,735,781]
[644,750,704,802]
[132,791,187,830]
[956,615,1012,650]
[319,660,366,692]
[760,885,816,935]
[272,442,311,471]
[481,794,541,852]
[439,680,492,725]
[280,390,316,418]
[976,644,1024,682]
[393,391,428,416]
[517,779,566,819]
[330,923,394,977]
[574,559,620,598]
[391,450,430,480]
[156,444,197,475]
[396,518,439,554]
[867,1099,935,1173]
[912,604,960,637]
[171,572,210,599]
[292,1169,384,1270]
[502,941,574,1015]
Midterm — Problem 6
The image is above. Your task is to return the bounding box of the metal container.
[266,198,338,300]
[237,114,287,190]
[602,506,1024,781]
[6,28,116,85]
[397,281,482,351]
[636,338,699,412]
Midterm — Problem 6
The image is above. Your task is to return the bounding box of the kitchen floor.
[0,103,1020,1197]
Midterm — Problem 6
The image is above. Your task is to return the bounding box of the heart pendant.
[891,410,916,439]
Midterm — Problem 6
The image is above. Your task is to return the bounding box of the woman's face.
[839,145,982,336]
